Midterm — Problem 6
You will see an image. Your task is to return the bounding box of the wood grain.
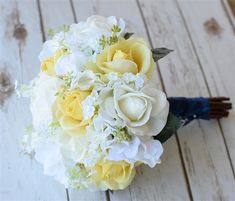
[0,0,67,200]
[178,0,235,177]
[139,0,235,200]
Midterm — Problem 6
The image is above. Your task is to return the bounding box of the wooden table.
[1,0,235,200]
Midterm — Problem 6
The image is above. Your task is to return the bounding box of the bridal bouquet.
[22,15,231,191]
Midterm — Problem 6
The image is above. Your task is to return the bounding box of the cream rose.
[100,83,169,136]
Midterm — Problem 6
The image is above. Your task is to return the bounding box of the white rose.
[100,83,169,136]
[107,136,163,167]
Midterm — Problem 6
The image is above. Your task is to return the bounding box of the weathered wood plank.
[38,0,107,200]
[178,0,235,176]
[139,0,235,200]
[0,0,67,200]
[71,0,191,200]
[39,0,75,39]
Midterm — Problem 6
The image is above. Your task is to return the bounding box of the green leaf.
[123,32,134,40]
[154,113,182,143]
[151,47,173,62]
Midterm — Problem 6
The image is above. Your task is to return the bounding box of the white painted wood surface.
[0,0,235,200]
[0,0,67,200]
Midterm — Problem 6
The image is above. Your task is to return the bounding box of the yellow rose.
[91,160,136,190]
[41,49,64,76]
[95,38,154,79]
[55,89,91,135]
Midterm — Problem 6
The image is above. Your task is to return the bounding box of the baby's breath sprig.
[25,124,33,134]
[111,25,121,33]
[47,24,70,39]
[98,24,121,49]
[60,24,70,33]
[55,73,73,98]
[112,127,132,143]
[49,121,60,129]
[108,35,118,46]
[48,28,55,37]
[99,35,107,49]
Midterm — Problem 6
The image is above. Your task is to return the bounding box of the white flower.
[64,15,125,55]
[135,76,145,89]
[34,141,68,187]
[107,136,163,167]
[99,82,169,136]
[60,134,89,165]
[122,73,146,89]
[38,40,60,62]
[87,121,113,150]
[30,73,62,131]
[106,16,125,34]
[55,51,88,75]
[82,90,99,120]
[107,72,119,81]
[99,87,125,128]
[71,70,99,90]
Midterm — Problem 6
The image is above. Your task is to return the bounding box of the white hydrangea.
[107,136,163,168]
[82,90,99,120]
[34,140,69,187]
[106,72,146,90]
[38,40,60,62]
[29,73,62,131]
[64,15,125,55]
[55,51,88,75]
[71,70,101,90]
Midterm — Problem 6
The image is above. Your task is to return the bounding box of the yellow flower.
[91,160,136,190]
[40,49,64,76]
[55,89,91,135]
[95,38,154,79]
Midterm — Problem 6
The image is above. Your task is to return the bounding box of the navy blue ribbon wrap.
[167,97,211,125]
[154,97,211,143]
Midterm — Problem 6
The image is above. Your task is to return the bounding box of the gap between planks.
[176,0,235,179]
[136,0,194,200]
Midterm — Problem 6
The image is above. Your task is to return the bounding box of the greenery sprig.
[47,24,70,38]
[55,73,73,98]
[112,127,132,143]
[98,24,121,49]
